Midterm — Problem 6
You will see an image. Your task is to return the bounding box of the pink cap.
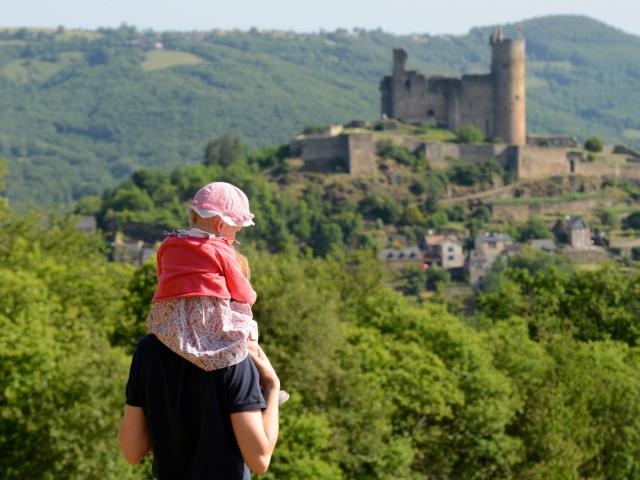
[189,182,255,227]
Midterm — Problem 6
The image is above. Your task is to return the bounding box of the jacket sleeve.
[216,243,257,305]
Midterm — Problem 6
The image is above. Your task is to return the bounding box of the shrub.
[623,211,640,230]
[448,162,481,186]
[456,125,484,144]
[597,209,620,229]
[470,204,492,223]
[302,125,327,135]
[204,134,246,167]
[518,217,554,241]
[378,140,417,167]
[584,136,603,153]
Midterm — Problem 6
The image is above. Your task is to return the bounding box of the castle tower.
[490,27,526,144]
[380,49,409,118]
[393,48,407,76]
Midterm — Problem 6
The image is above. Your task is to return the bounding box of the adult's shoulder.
[135,334,163,355]
[225,356,266,413]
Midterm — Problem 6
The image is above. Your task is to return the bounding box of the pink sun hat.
[189,182,255,227]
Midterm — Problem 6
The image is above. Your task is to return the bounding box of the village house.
[421,233,465,269]
[75,215,97,234]
[468,232,515,286]
[567,216,592,250]
[377,246,424,268]
[111,234,155,266]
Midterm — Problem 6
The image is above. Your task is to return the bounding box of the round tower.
[490,28,525,145]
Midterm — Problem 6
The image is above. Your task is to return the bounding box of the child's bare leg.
[248,340,263,359]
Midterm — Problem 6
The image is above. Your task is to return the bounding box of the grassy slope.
[1,16,640,205]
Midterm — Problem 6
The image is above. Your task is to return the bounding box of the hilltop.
[2,15,640,204]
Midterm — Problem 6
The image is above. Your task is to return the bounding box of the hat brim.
[189,205,254,227]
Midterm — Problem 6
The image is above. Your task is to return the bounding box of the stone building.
[289,131,377,175]
[422,233,465,269]
[567,216,591,250]
[377,246,424,268]
[380,27,525,144]
[468,232,515,286]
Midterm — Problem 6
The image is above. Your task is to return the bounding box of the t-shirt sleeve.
[125,347,144,407]
[225,357,266,413]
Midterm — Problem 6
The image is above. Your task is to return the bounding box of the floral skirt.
[146,297,258,371]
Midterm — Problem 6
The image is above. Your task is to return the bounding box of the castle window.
[405,80,411,90]
[502,62,508,69]
[427,109,435,117]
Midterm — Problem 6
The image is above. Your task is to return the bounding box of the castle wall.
[391,72,429,122]
[576,161,640,180]
[419,142,511,169]
[515,146,568,180]
[573,161,620,177]
[298,136,348,172]
[492,198,618,221]
[459,144,510,163]
[347,134,377,175]
[420,143,459,169]
[619,164,640,180]
[459,74,494,138]
[426,78,459,128]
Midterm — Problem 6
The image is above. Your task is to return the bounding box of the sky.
[3,0,638,37]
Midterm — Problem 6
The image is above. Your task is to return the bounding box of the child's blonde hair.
[235,252,251,279]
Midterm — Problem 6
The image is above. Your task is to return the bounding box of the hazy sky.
[4,0,638,36]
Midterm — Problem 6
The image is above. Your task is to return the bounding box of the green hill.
[2,15,640,205]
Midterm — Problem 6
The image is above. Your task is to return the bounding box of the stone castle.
[380,27,525,144]
[289,28,640,182]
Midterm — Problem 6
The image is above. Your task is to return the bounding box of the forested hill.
[2,15,640,205]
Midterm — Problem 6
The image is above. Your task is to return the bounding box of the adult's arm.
[118,405,151,465]
[230,347,280,473]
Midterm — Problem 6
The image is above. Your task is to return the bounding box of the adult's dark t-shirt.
[126,334,266,479]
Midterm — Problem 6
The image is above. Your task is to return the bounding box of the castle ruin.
[380,27,526,144]
[289,27,640,183]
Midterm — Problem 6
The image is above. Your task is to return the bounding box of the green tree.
[0,211,142,479]
[517,217,553,241]
[448,162,481,186]
[623,211,640,230]
[584,136,603,152]
[204,135,247,167]
[426,265,451,291]
[596,208,620,229]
